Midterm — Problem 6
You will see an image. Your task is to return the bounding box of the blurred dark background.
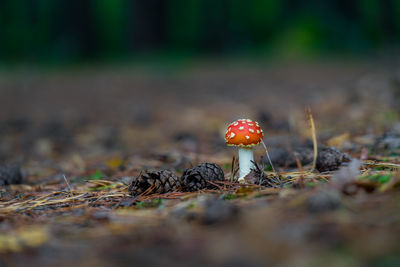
[1,0,400,64]
[1,0,400,161]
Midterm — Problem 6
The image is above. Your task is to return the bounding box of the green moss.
[224,193,237,200]
[305,181,318,188]
[363,173,392,184]
[135,198,164,209]
[223,163,232,170]
[265,165,273,171]
[87,170,105,180]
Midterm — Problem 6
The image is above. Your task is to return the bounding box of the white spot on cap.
[248,123,254,126]
[228,127,231,131]
[249,128,254,133]
[239,126,244,130]
[233,122,239,126]
[245,136,250,139]
[230,132,235,138]
[256,130,260,134]
[246,119,252,122]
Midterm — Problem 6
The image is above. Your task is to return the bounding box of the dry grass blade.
[0,192,89,214]
[306,106,318,170]
[261,139,278,177]
[363,161,400,169]
[63,174,73,198]
[137,191,197,202]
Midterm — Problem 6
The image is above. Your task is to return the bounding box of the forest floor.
[1,60,400,266]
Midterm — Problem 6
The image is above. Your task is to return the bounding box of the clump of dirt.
[306,189,342,213]
[0,163,23,186]
[267,145,314,168]
[244,162,284,187]
[202,198,239,224]
[373,131,400,155]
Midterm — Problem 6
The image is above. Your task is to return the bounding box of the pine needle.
[261,139,278,177]
[63,174,73,198]
[306,106,318,170]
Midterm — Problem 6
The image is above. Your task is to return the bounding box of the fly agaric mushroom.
[225,119,263,182]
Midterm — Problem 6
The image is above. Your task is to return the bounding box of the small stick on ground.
[230,156,238,182]
[306,106,318,171]
[206,180,225,191]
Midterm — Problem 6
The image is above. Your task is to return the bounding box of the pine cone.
[129,170,181,196]
[182,163,225,192]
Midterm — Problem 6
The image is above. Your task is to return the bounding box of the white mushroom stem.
[238,147,254,182]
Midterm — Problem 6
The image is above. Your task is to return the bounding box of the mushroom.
[225,119,263,182]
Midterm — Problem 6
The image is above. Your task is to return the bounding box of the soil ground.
[1,60,400,266]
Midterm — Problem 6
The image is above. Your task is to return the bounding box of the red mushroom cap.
[225,119,264,148]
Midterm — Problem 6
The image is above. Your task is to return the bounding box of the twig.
[205,180,225,191]
[230,156,235,182]
[230,156,238,182]
[306,106,318,170]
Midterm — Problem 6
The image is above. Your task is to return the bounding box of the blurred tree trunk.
[93,0,127,58]
[167,0,203,52]
[0,0,30,61]
[61,0,97,59]
[130,0,168,52]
